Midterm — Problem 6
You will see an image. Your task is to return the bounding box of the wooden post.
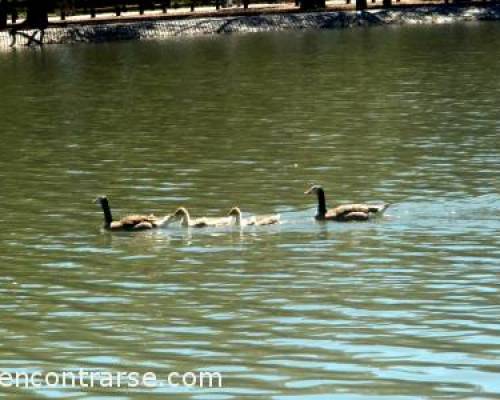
[139,1,145,14]
[60,0,67,21]
[216,0,220,9]
[383,0,391,7]
[12,0,17,23]
[0,0,7,30]
[243,0,249,9]
[190,0,195,11]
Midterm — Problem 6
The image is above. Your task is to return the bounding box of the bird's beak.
[304,188,312,195]
[94,196,106,204]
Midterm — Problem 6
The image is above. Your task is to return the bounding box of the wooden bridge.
[0,0,493,36]
[0,0,377,32]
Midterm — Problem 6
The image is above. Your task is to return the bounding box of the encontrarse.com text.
[0,370,222,388]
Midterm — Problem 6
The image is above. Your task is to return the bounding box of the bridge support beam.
[356,0,367,9]
[25,0,49,28]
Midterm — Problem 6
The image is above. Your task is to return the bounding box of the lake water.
[0,22,499,399]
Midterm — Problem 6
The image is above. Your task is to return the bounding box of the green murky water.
[0,22,499,399]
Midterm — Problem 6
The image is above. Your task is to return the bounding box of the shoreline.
[1,4,499,50]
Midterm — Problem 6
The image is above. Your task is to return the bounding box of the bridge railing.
[1,0,296,26]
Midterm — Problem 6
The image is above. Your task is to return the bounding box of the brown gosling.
[169,207,232,228]
[228,207,280,227]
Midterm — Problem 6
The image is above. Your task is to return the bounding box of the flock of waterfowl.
[95,185,390,231]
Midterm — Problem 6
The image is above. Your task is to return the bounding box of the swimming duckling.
[169,207,232,228]
[95,196,170,231]
[305,185,389,222]
[228,207,280,226]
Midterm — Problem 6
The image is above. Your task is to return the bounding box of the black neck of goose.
[100,198,113,227]
[316,188,327,218]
